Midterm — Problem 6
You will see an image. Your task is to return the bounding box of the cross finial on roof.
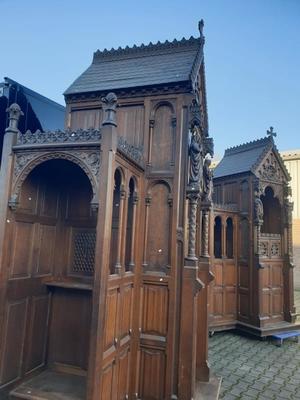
[198,19,204,38]
[267,126,277,138]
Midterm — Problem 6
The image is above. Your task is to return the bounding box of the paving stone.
[209,290,300,399]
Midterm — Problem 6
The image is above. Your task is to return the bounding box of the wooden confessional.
[0,22,220,400]
[209,135,299,336]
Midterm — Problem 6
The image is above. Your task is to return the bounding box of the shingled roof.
[64,35,204,96]
[214,135,289,179]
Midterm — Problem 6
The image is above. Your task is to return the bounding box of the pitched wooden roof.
[214,136,290,180]
[64,36,204,96]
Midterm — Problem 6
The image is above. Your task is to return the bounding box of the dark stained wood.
[210,148,298,336]
[0,29,216,400]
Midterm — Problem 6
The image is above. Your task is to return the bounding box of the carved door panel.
[260,237,284,323]
[210,260,237,327]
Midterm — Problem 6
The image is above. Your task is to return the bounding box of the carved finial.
[101,92,118,127]
[267,126,277,138]
[6,103,24,132]
[198,19,204,38]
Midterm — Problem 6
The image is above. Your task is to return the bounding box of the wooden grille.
[72,230,96,274]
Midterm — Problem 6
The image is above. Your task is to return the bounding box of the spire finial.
[267,126,277,138]
[198,19,204,38]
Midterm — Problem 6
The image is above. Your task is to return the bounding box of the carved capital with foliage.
[6,103,24,132]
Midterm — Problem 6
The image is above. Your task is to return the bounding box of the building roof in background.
[281,149,300,161]
[64,36,203,96]
[0,77,65,132]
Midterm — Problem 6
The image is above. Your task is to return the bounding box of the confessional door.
[259,234,284,324]
[0,159,96,399]
[209,259,237,330]
[209,215,237,331]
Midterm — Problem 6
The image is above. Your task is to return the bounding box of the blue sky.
[0,0,299,157]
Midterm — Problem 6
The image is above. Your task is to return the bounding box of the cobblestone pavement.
[208,290,300,400]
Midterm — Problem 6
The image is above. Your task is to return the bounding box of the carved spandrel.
[11,150,100,212]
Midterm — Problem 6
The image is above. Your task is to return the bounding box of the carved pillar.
[201,208,209,258]
[128,193,138,271]
[142,195,151,271]
[114,186,126,273]
[187,192,200,260]
[0,104,24,370]
[147,119,155,165]
[88,93,118,400]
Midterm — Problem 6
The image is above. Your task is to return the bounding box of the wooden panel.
[10,221,34,278]
[224,182,237,204]
[151,105,174,171]
[48,288,92,370]
[224,263,236,286]
[224,290,236,316]
[139,348,166,400]
[239,265,249,288]
[0,300,28,384]
[117,347,130,400]
[147,183,170,272]
[272,264,283,287]
[40,181,59,218]
[101,360,116,400]
[213,263,223,286]
[239,293,249,318]
[70,108,102,130]
[119,284,133,340]
[25,295,50,373]
[117,105,145,147]
[34,224,56,276]
[261,292,271,316]
[240,180,249,212]
[18,174,39,214]
[104,288,119,350]
[212,292,223,316]
[272,291,283,316]
[142,284,168,336]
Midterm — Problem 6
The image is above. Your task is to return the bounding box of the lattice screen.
[72,229,96,274]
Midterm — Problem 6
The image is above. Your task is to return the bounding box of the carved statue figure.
[189,125,203,187]
[202,158,213,202]
[254,193,264,224]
